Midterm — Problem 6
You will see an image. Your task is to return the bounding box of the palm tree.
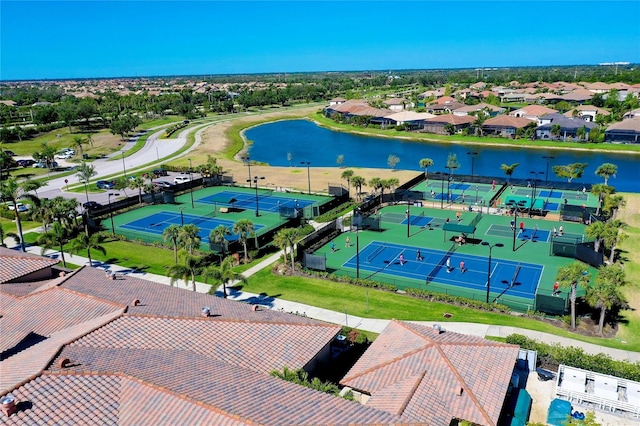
[446,153,460,178]
[585,221,607,254]
[0,178,27,251]
[590,184,614,216]
[0,223,20,248]
[75,161,97,204]
[419,158,434,181]
[209,225,231,256]
[552,163,588,183]
[595,163,617,185]
[128,176,146,204]
[341,169,354,195]
[73,135,85,157]
[233,219,255,263]
[69,232,106,267]
[203,256,246,298]
[550,123,562,140]
[555,262,591,330]
[37,222,70,267]
[602,220,627,264]
[387,154,400,170]
[21,177,47,198]
[500,163,520,182]
[602,194,625,221]
[351,176,366,200]
[368,177,383,196]
[585,264,628,336]
[178,224,201,255]
[273,228,301,271]
[168,254,203,291]
[163,225,181,264]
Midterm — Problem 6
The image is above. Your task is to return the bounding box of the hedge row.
[505,334,640,381]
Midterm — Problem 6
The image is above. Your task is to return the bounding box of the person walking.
[416,249,423,261]
[510,219,515,231]
[399,253,405,266]
[491,180,496,191]
[446,257,451,273]
[345,236,351,247]
[330,241,336,252]
[519,221,525,235]
[559,225,564,236]
[553,281,560,296]
[552,226,557,238]
[459,260,465,273]
[456,211,461,222]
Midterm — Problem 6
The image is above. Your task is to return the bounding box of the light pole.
[301,161,311,194]
[241,155,252,188]
[467,151,478,179]
[179,207,185,226]
[509,200,526,251]
[248,176,265,216]
[542,155,555,182]
[434,172,445,209]
[188,158,194,208]
[108,192,120,236]
[529,171,544,217]
[481,241,504,303]
[121,152,127,178]
[406,199,411,238]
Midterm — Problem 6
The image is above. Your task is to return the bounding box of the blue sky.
[2,1,639,80]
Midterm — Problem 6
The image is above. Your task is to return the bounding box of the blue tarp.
[547,398,572,426]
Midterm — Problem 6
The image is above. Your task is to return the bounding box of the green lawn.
[241,267,640,352]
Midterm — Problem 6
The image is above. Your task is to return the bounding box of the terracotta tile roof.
[341,320,519,426]
[0,309,123,394]
[71,316,340,374]
[1,287,124,355]
[509,105,557,117]
[47,347,407,425]
[0,247,59,284]
[424,115,476,125]
[60,267,319,325]
[483,115,534,128]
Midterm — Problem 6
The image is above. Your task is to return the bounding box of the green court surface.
[111,186,330,250]
[317,204,595,312]
[410,180,600,213]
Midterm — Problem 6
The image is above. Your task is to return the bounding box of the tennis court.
[486,224,584,243]
[120,211,264,242]
[197,190,315,213]
[343,241,543,300]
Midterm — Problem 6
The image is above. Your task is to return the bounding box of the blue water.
[245,120,640,192]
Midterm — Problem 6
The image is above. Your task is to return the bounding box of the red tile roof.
[341,320,519,426]
[424,115,476,125]
[483,115,534,128]
[0,247,59,285]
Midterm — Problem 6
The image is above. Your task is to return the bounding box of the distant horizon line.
[2,63,637,83]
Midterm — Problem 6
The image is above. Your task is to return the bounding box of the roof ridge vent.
[433,324,445,334]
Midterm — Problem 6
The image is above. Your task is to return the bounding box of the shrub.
[505,334,640,381]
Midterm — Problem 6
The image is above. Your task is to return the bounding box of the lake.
[245,119,639,192]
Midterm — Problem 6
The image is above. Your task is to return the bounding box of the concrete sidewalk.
[18,242,640,363]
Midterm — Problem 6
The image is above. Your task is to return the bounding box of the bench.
[219,207,229,213]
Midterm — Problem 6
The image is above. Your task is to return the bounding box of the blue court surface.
[197,190,314,213]
[449,183,471,191]
[120,211,264,242]
[539,190,563,199]
[486,224,551,242]
[401,215,434,227]
[434,193,460,201]
[343,241,543,300]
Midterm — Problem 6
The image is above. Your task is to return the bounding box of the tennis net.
[366,245,385,263]
[410,211,425,225]
[510,263,521,287]
[186,209,218,226]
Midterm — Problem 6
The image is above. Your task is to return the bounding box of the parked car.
[173,175,191,184]
[16,159,35,167]
[96,180,115,190]
[3,150,16,156]
[7,202,29,212]
[83,201,103,210]
[55,152,73,159]
[153,180,174,189]
[60,148,76,155]
[152,168,169,177]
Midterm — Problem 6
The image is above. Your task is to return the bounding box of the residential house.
[0,247,526,425]
[509,105,558,124]
[323,99,392,126]
[482,115,535,137]
[383,97,411,111]
[563,105,610,122]
[536,114,596,141]
[605,117,640,143]
[422,114,476,135]
[383,111,435,130]
[341,320,521,426]
[453,103,504,117]
[623,108,640,119]
[328,97,346,106]
[500,92,527,103]
[559,89,594,104]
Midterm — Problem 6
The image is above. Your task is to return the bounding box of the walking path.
[14,240,640,363]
